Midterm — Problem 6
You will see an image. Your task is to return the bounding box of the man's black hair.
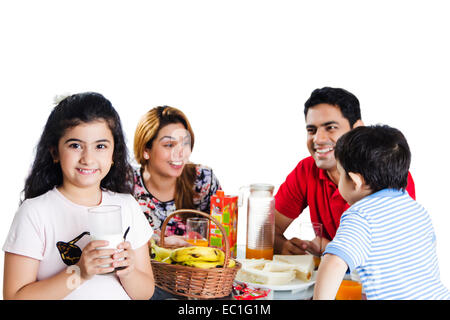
[304,87,361,127]
[334,125,411,192]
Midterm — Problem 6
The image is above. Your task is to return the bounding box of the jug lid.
[250,183,274,192]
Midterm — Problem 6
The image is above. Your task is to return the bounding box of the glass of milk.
[87,205,124,270]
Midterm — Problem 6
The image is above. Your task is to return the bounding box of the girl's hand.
[113,241,136,278]
[76,240,116,281]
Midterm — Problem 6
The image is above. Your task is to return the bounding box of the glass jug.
[239,183,275,260]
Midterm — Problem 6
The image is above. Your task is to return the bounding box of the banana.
[181,258,236,269]
[150,240,173,262]
[212,253,236,268]
[226,259,236,268]
[161,256,174,264]
[171,246,225,263]
[181,260,223,269]
[150,243,236,269]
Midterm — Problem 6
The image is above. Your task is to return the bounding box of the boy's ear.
[348,172,365,191]
[352,119,364,129]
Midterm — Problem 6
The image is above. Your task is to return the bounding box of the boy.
[313,125,449,300]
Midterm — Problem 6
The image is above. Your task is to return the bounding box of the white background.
[1,0,449,299]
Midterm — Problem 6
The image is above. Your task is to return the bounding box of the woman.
[133,105,221,247]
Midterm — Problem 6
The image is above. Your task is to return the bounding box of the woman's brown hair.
[134,106,197,210]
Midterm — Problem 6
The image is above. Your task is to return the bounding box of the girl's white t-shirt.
[2,187,153,300]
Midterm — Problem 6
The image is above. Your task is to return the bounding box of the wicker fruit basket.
[150,209,241,299]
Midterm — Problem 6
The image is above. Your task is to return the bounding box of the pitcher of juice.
[239,183,275,260]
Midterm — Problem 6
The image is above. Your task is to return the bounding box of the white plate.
[235,271,316,293]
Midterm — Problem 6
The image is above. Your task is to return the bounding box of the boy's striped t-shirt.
[324,188,450,300]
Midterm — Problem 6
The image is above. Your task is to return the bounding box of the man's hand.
[280,238,309,255]
[279,236,328,255]
[275,210,330,255]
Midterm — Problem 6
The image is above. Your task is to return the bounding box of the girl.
[2,92,154,300]
[133,106,221,247]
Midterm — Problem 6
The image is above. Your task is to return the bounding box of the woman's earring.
[53,159,59,164]
[111,161,114,165]
[144,153,149,160]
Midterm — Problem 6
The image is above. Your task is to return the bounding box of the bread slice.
[237,258,268,270]
[235,267,296,285]
[273,254,314,281]
[262,260,296,272]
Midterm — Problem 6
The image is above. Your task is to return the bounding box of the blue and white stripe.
[324,188,450,300]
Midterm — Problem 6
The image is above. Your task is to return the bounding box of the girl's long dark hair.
[23,92,133,201]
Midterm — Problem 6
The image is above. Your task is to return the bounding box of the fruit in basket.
[149,239,173,262]
[168,246,237,268]
[149,243,237,269]
[171,246,225,263]
[161,256,174,264]
[181,258,236,269]
[225,259,236,268]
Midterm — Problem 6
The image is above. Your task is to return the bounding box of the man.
[273,87,416,255]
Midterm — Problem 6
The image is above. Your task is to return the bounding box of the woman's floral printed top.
[132,164,221,236]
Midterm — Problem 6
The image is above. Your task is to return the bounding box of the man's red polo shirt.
[275,156,416,241]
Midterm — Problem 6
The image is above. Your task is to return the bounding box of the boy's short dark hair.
[334,125,411,192]
[304,87,361,127]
